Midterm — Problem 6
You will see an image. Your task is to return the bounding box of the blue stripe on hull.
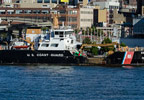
[122,52,127,64]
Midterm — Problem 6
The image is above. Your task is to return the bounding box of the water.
[0,65,144,100]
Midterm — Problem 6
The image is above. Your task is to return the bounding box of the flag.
[78,31,82,35]
[61,0,69,2]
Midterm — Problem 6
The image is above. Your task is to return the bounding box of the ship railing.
[116,47,144,52]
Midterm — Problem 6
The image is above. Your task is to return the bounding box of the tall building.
[91,0,119,9]
[91,0,120,25]
[136,0,144,15]
[79,7,94,28]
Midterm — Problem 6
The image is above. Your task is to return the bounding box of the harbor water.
[0,65,144,100]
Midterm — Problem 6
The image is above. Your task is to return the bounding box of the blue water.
[0,65,144,100]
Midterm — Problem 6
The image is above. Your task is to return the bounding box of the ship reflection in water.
[0,65,144,100]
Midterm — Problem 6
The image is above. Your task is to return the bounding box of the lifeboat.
[13,46,29,49]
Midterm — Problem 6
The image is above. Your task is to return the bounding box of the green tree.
[120,42,126,47]
[41,27,49,34]
[0,32,7,40]
[82,37,91,44]
[74,29,78,34]
[101,38,114,52]
[91,46,99,55]
[102,38,112,44]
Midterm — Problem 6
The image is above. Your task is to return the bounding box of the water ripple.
[0,65,144,100]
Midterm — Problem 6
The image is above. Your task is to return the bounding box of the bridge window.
[59,32,64,37]
[41,43,49,47]
[51,44,58,47]
[71,40,73,44]
[55,32,58,35]
[55,31,64,37]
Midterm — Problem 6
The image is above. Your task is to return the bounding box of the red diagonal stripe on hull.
[123,52,134,64]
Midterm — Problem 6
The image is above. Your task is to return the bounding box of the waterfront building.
[91,0,119,9]
[0,0,85,7]
[79,6,94,29]
[136,0,144,15]
[91,0,120,26]
[93,8,108,27]
[0,5,80,28]
[133,17,144,36]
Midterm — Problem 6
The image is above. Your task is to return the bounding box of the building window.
[33,10,41,14]
[81,19,93,22]
[0,10,5,14]
[37,0,42,3]
[59,17,66,21]
[68,17,77,22]
[71,24,77,28]
[59,10,66,14]
[42,10,49,14]
[52,0,57,3]
[44,0,50,3]
[24,10,31,14]
[81,11,93,14]
[7,10,14,14]
[15,10,23,14]
[68,10,77,14]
